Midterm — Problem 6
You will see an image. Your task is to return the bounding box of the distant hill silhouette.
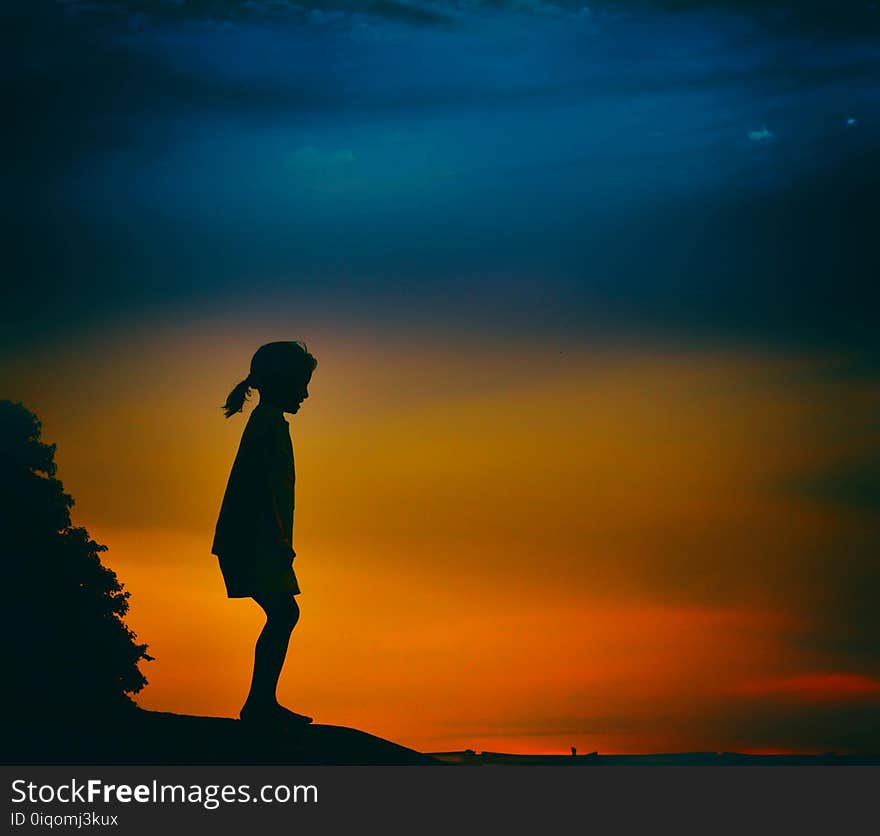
[429,749,880,766]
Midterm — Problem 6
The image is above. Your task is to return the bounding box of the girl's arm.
[259,426,296,563]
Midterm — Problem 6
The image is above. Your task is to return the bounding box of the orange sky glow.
[5,304,879,755]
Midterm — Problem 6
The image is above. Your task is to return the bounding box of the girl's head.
[222,341,317,418]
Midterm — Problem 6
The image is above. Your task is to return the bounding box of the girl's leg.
[242,592,310,722]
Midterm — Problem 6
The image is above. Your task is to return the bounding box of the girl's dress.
[212,403,301,598]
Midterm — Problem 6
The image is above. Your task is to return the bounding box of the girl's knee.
[256,592,300,630]
[284,597,300,629]
[272,596,300,631]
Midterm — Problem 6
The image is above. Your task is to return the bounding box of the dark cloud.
[57,0,460,27]
[713,696,880,753]
[628,0,879,33]
[792,460,880,514]
[34,0,880,34]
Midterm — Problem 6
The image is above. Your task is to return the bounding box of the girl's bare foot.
[275,704,313,725]
[240,700,312,726]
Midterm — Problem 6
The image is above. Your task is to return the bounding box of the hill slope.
[8,708,440,766]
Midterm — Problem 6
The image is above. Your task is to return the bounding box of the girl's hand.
[276,540,296,567]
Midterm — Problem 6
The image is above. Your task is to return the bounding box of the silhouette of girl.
[212,341,317,728]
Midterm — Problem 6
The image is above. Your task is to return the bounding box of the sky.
[3,0,880,754]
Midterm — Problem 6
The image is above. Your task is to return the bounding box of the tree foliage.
[1,400,152,721]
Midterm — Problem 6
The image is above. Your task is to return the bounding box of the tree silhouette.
[1,400,151,727]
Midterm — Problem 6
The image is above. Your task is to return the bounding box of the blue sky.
[4,0,879,353]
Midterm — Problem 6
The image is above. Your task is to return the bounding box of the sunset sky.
[3,0,879,754]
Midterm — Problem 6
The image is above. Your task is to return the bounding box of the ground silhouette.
[7,708,439,765]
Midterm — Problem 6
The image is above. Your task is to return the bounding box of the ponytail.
[222,376,253,418]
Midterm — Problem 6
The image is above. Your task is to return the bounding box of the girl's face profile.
[284,371,312,414]
[257,361,314,414]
